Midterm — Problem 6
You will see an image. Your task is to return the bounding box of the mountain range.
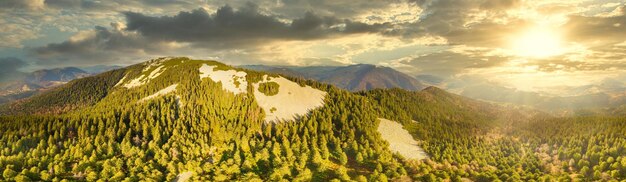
[1,57,624,181]
[0,65,120,104]
[5,61,626,115]
[447,79,626,115]
[0,57,529,180]
[243,64,626,114]
[241,64,426,92]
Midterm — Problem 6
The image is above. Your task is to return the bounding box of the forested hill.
[0,57,625,181]
[0,57,412,181]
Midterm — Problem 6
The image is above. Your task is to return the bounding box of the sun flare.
[510,26,564,58]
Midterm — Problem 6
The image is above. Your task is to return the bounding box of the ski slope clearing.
[123,75,146,88]
[114,75,127,87]
[253,75,326,123]
[139,84,178,102]
[174,171,193,182]
[147,65,165,80]
[199,64,248,94]
[377,118,429,160]
[121,58,170,88]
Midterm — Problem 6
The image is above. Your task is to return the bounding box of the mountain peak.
[32,66,86,73]
[2,57,332,123]
[348,63,376,68]
[28,66,90,83]
[422,86,445,93]
[244,63,425,92]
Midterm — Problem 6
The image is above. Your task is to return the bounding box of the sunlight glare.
[510,26,564,58]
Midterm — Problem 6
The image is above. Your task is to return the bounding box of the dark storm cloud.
[123,5,388,46]
[0,57,28,82]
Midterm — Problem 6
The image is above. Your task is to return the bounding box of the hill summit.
[1,57,328,122]
[1,57,430,181]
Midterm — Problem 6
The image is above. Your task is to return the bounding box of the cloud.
[0,57,28,82]
[269,0,403,19]
[29,4,391,66]
[393,48,510,78]
[33,23,176,66]
[123,5,389,48]
[43,0,83,8]
[0,0,44,10]
[564,5,626,45]
[11,0,626,80]
[388,0,525,47]
[519,49,626,73]
[9,0,405,22]
[0,19,41,48]
[42,0,208,11]
[479,0,520,10]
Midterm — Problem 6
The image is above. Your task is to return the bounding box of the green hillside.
[0,57,625,181]
[0,57,397,181]
[0,69,126,115]
[361,88,626,181]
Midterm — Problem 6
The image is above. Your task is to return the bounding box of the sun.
[509,26,564,58]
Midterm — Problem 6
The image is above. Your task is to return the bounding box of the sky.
[1,0,625,95]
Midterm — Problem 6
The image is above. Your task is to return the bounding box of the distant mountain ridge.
[449,79,626,115]
[241,64,426,91]
[0,66,119,104]
[5,61,626,114]
[245,64,626,113]
[80,65,124,74]
[27,67,89,83]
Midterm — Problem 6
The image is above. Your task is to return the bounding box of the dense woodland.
[361,89,626,181]
[0,57,625,181]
